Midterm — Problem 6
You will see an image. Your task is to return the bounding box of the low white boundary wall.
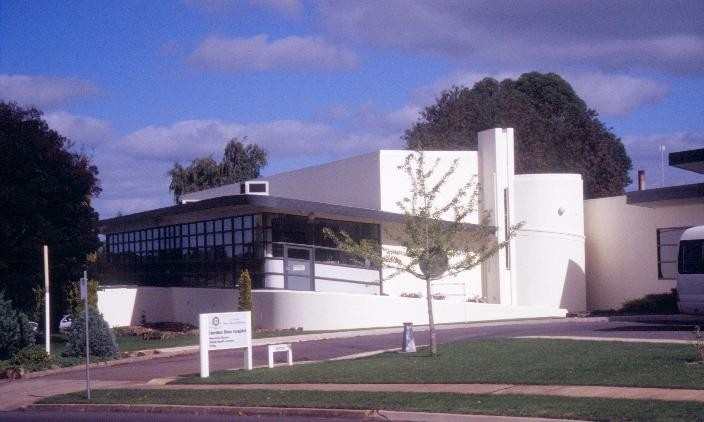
[253,290,566,330]
[99,286,566,330]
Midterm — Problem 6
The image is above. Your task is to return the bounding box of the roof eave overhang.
[626,183,704,208]
[99,195,485,233]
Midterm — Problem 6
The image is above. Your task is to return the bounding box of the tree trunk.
[425,275,437,355]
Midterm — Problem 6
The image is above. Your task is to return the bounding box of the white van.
[677,225,704,314]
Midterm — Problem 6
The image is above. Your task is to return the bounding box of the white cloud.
[96,116,405,216]
[317,1,704,75]
[542,35,704,75]
[407,70,670,118]
[567,73,669,117]
[190,35,358,72]
[0,74,99,109]
[92,153,175,218]
[119,119,242,161]
[43,111,114,149]
[117,117,398,162]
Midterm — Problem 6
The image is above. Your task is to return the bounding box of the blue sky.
[2,0,703,218]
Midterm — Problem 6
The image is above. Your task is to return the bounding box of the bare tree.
[324,148,521,355]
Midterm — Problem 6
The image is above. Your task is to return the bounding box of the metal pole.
[83,271,91,400]
[43,245,50,354]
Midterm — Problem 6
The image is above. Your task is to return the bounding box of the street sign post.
[81,271,90,400]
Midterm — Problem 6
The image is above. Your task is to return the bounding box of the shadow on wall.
[560,259,587,312]
[130,287,174,326]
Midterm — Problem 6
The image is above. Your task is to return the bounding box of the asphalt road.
[31,316,704,383]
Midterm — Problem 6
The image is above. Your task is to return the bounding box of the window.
[105,214,260,288]
[679,239,704,275]
[264,213,380,269]
[657,227,690,280]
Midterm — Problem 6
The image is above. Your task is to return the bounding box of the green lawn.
[39,389,704,421]
[176,338,704,389]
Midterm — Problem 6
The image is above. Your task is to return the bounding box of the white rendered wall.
[261,152,382,210]
[253,290,565,330]
[477,128,516,305]
[98,286,237,327]
[99,286,565,330]
[584,196,704,310]
[378,150,478,220]
[379,224,483,300]
[513,174,586,312]
[262,150,479,216]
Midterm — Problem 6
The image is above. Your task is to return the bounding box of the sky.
[1,0,703,219]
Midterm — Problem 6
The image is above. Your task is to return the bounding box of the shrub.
[0,291,35,360]
[620,289,679,314]
[238,269,253,312]
[63,306,118,357]
[694,326,704,363]
[9,345,53,370]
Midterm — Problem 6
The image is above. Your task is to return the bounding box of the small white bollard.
[267,344,293,368]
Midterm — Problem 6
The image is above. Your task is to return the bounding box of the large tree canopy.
[403,72,632,199]
[168,138,268,203]
[0,102,101,315]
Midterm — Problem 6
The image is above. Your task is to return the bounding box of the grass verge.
[38,389,704,421]
[175,338,704,389]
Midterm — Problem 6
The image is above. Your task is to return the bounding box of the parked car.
[59,314,72,333]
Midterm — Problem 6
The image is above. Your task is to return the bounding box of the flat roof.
[100,194,486,234]
[99,194,409,230]
[626,183,704,208]
[669,148,704,174]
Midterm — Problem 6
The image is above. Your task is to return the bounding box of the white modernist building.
[98,128,586,330]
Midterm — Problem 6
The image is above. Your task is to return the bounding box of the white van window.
[679,239,704,275]
[658,227,689,279]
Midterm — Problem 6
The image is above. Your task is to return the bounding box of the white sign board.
[199,311,252,377]
[205,312,250,350]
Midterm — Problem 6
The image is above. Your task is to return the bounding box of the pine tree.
[63,306,117,357]
[238,269,253,312]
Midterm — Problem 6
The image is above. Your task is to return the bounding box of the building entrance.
[284,245,314,291]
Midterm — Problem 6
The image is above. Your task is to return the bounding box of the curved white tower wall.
[513,174,586,312]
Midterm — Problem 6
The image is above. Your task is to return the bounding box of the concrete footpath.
[3,317,704,421]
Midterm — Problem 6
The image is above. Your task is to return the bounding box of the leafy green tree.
[63,306,117,357]
[168,138,268,203]
[0,291,35,360]
[0,102,101,318]
[65,279,99,316]
[324,149,520,355]
[404,72,632,199]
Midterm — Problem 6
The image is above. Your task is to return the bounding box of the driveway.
[1,315,701,411]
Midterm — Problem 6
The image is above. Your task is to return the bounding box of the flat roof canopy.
[626,183,704,208]
[669,148,704,174]
[99,194,486,233]
[100,195,406,229]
